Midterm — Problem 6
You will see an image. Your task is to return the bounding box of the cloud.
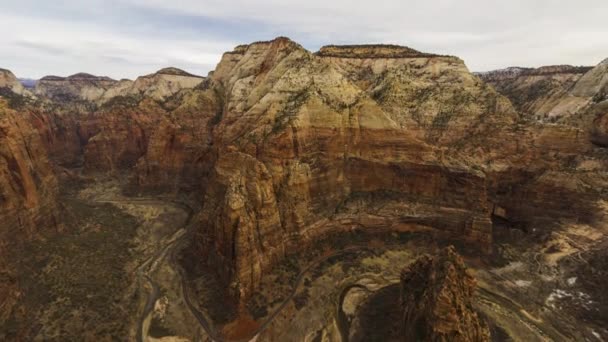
[0,0,606,78]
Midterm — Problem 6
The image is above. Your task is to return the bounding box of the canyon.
[1,37,607,341]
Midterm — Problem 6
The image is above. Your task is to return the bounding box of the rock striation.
[34,73,118,102]
[477,63,607,123]
[108,67,204,102]
[191,38,516,299]
[400,246,490,342]
[480,59,608,149]
[33,67,204,104]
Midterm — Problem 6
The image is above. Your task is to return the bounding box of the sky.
[0,0,607,79]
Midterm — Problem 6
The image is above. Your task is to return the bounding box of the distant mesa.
[39,73,116,82]
[316,44,443,58]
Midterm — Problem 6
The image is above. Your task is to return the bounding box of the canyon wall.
[0,37,606,306]
[0,98,60,323]
[194,38,516,299]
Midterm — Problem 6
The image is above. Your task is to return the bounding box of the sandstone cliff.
[400,246,490,342]
[0,98,60,324]
[192,38,513,299]
[480,58,608,152]
[477,65,592,120]
[34,73,118,102]
[104,67,205,102]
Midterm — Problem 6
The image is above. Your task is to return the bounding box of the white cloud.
[0,0,606,78]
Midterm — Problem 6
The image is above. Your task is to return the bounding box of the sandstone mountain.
[34,73,119,102]
[481,59,608,147]
[477,65,592,120]
[111,67,205,102]
[33,67,204,104]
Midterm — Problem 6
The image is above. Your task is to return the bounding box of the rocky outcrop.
[570,58,608,98]
[0,69,27,96]
[316,44,441,58]
[400,246,490,342]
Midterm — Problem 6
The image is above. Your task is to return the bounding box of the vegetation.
[6,196,140,340]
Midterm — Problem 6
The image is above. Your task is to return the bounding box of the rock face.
[477,65,593,120]
[400,246,490,342]
[34,73,118,102]
[33,68,204,104]
[318,45,517,145]
[0,98,59,323]
[105,67,205,102]
[480,59,608,149]
[591,102,608,146]
[0,69,27,95]
[193,38,513,299]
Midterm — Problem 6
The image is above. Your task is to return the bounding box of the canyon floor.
[8,173,607,341]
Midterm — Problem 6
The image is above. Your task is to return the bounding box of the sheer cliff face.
[0,99,59,322]
[193,38,517,299]
[0,100,59,236]
[400,246,490,342]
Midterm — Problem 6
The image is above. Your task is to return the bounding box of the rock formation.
[118,67,204,101]
[192,38,514,299]
[0,98,60,324]
[0,36,606,321]
[33,67,204,104]
[479,60,608,126]
[400,246,490,342]
[0,69,28,96]
[477,65,592,120]
[34,73,119,102]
